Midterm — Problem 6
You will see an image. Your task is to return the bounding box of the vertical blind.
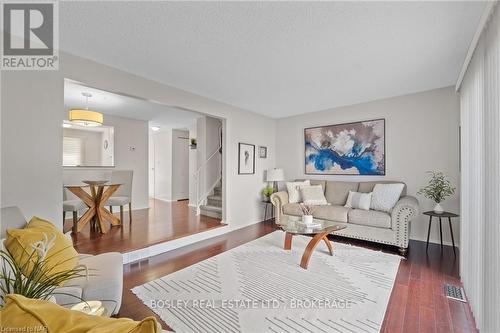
[459,4,500,332]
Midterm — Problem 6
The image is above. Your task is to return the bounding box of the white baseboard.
[153,198,175,203]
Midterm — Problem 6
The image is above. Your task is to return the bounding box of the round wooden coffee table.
[277,215,346,269]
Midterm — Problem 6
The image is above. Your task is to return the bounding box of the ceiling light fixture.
[68,92,103,127]
[151,126,160,132]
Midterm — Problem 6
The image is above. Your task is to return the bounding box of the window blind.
[63,137,83,166]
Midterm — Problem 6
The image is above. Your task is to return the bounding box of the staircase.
[199,181,222,219]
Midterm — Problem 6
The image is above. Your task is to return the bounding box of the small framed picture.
[258,146,267,158]
[238,143,255,175]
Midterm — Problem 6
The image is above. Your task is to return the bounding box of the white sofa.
[271,180,419,255]
[0,206,123,315]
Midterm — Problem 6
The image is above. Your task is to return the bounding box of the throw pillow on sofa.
[345,191,372,210]
[370,183,405,213]
[5,216,79,284]
[300,185,329,205]
[286,180,310,203]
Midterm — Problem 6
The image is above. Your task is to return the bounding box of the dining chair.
[106,170,133,223]
[63,188,86,231]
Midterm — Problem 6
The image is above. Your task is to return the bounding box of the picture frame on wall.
[304,118,386,175]
[258,146,267,159]
[238,143,255,174]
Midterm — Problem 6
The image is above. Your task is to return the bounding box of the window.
[63,137,83,166]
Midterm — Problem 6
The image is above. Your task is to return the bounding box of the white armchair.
[0,206,123,315]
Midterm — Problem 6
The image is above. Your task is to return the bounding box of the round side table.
[423,211,459,256]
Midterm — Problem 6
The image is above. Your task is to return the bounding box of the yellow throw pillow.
[0,294,159,333]
[5,217,79,285]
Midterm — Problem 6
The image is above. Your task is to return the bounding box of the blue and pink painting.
[305,119,385,175]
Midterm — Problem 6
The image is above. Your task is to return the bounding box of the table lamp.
[266,168,285,192]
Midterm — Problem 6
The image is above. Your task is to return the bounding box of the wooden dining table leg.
[66,186,97,233]
[90,185,98,228]
[97,185,121,231]
[95,185,107,233]
[74,207,96,233]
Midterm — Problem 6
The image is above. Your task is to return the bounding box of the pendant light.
[68,92,103,127]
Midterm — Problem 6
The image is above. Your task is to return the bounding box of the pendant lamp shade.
[68,109,103,127]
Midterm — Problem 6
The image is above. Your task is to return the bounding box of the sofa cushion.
[310,180,326,193]
[283,204,349,223]
[295,179,326,190]
[313,205,349,223]
[283,203,302,216]
[286,180,310,203]
[301,185,328,205]
[348,209,392,229]
[371,183,405,213]
[325,181,359,205]
[359,181,407,197]
[345,191,372,210]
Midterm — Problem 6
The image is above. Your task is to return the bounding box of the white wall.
[171,129,189,200]
[63,114,149,211]
[276,87,460,245]
[107,114,149,210]
[150,130,173,201]
[1,71,64,226]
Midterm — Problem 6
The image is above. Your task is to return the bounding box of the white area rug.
[132,231,400,333]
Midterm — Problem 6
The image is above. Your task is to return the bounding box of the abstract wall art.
[304,119,385,175]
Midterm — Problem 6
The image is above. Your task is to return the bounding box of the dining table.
[64,181,122,234]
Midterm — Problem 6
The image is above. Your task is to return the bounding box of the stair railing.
[194,142,222,215]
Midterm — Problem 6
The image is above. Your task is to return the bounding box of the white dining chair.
[106,170,133,223]
[63,188,86,230]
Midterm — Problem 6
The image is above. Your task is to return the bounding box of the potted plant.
[418,171,456,214]
[190,138,197,149]
[299,203,314,225]
[261,186,274,202]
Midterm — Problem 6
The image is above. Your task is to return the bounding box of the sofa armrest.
[270,191,289,223]
[391,196,419,249]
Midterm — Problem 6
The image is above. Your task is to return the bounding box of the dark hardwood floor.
[64,199,224,254]
[118,219,478,333]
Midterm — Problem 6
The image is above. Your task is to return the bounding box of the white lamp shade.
[266,168,285,182]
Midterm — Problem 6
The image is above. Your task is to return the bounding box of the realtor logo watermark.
[1,1,59,70]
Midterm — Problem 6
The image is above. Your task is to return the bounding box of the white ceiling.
[64,80,202,131]
[60,1,486,118]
